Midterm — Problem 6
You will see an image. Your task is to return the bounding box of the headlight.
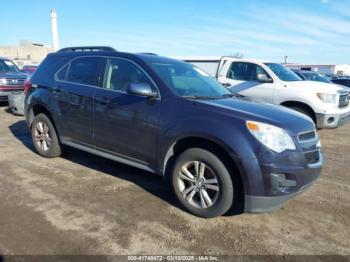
[317,93,337,104]
[0,78,6,85]
[246,121,296,153]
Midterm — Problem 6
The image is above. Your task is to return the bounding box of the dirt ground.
[0,104,349,258]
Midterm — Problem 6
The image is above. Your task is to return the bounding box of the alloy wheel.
[34,121,52,152]
[177,161,220,209]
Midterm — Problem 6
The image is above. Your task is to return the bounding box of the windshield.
[304,72,332,83]
[265,63,302,82]
[148,60,231,98]
[0,60,20,73]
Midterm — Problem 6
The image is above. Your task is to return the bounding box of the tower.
[50,9,59,51]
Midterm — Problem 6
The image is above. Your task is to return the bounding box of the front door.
[218,61,275,103]
[93,57,161,166]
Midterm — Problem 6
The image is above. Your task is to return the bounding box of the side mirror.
[127,83,158,98]
[257,73,273,83]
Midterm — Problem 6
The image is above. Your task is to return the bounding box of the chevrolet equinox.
[24,46,323,218]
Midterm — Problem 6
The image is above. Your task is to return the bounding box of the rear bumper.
[316,109,350,128]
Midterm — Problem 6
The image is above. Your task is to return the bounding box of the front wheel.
[31,113,62,158]
[289,106,315,123]
[172,148,234,218]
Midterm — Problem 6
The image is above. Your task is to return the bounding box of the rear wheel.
[172,148,234,218]
[31,113,62,158]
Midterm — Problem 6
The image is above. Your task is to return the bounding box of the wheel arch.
[280,100,316,122]
[28,103,55,127]
[162,136,245,213]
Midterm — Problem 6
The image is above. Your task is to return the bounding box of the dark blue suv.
[24,46,323,218]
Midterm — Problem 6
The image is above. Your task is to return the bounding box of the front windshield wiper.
[182,95,219,100]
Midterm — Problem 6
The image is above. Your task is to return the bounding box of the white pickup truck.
[182,57,350,129]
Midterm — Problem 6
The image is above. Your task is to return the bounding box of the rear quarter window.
[56,64,69,81]
[31,55,70,83]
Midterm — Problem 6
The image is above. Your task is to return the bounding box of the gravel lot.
[0,104,349,258]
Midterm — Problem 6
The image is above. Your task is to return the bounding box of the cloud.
[62,0,350,64]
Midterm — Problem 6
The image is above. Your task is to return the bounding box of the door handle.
[95,97,109,105]
[222,83,231,87]
[52,86,62,94]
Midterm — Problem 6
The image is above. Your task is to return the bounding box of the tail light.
[24,78,31,95]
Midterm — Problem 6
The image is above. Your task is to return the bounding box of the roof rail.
[139,53,158,56]
[58,46,117,52]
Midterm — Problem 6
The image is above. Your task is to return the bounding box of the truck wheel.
[172,148,234,218]
[31,113,62,158]
[290,106,315,123]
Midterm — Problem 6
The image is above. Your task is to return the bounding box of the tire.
[290,106,315,122]
[172,148,234,218]
[31,113,62,158]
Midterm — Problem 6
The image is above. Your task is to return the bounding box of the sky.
[1,0,350,64]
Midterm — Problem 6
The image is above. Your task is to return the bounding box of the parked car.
[328,76,350,89]
[183,57,350,129]
[291,69,333,84]
[21,65,38,75]
[0,58,28,101]
[8,91,25,115]
[25,46,323,218]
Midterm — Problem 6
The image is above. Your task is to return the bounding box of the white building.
[0,40,53,67]
[0,9,59,68]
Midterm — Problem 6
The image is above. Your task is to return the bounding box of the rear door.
[218,61,275,103]
[93,57,161,165]
[55,56,106,145]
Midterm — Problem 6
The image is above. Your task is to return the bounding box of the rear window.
[66,57,105,87]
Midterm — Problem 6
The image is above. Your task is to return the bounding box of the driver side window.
[104,58,156,92]
[227,62,272,82]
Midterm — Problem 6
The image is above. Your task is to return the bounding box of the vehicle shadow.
[8,120,183,213]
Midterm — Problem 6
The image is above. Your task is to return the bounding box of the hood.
[0,72,28,79]
[287,80,345,94]
[195,97,315,135]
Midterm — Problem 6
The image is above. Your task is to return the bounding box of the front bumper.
[316,109,350,128]
[245,181,315,213]
[8,91,25,115]
[0,91,11,101]
[237,147,323,213]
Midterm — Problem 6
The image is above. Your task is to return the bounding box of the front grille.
[304,150,320,164]
[298,130,316,142]
[4,78,26,86]
[339,93,349,108]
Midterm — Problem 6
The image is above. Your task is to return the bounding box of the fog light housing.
[327,117,335,124]
[271,173,296,192]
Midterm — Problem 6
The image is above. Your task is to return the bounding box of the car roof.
[48,49,186,65]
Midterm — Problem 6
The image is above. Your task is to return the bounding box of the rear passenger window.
[66,57,105,86]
